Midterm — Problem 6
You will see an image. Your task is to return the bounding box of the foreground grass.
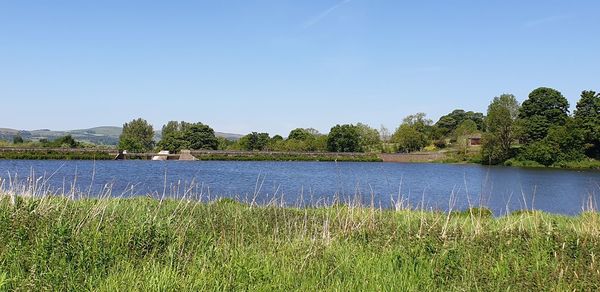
[0,196,599,291]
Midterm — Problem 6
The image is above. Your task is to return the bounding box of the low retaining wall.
[379,152,446,163]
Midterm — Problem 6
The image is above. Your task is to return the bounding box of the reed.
[0,174,599,290]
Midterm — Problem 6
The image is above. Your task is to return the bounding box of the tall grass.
[0,175,599,290]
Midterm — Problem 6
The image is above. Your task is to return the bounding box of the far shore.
[1,147,599,170]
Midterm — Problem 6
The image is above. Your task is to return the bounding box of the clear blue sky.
[1,0,599,136]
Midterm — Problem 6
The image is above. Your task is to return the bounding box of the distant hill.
[0,126,242,145]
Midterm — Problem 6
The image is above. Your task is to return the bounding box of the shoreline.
[0,147,599,170]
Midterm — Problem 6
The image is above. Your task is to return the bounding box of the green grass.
[0,150,113,160]
[551,159,600,170]
[504,158,546,168]
[0,148,381,162]
[0,195,599,291]
[504,158,600,170]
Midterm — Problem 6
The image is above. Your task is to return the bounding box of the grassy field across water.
[0,195,599,291]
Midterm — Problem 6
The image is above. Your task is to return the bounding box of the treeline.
[115,86,599,167]
[482,88,599,167]
[116,113,484,155]
[117,120,383,153]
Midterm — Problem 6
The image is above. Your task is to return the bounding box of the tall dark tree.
[158,121,218,152]
[54,135,80,148]
[356,123,381,151]
[13,135,24,144]
[288,128,314,140]
[574,90,600,158]
[327,124,362,152]
[519,87,569,143]
[183,123,219,150]
[239,132,270,151]
[435,109,485,135]
[518,121,585,166]
[158,121,188,152]
[118,118,155,152]
[402,113,432,133]
[161,121,180,140]
[435,116,458,136]
[391,113,433,153]
[481,94,520,164]
[392,124,428,153]
[271,135,284,142]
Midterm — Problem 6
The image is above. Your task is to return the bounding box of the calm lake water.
[0,160,598,215]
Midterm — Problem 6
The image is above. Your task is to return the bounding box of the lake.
[0,160,598,215]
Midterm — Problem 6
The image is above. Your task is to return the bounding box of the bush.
[517,141,557,166]
[551,159,600,170]
[433,139,447,149]
[40,135,81,148]
[13,135,24,144]
[503,159,544,168]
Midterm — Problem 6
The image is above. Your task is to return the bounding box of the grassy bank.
[504,158,600,170]
[0,196,599,290]
[0,148,381,162]
[0,150,114,160]
[403,147,600,170]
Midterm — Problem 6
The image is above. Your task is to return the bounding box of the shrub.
[433,139,447,149]
[517,141,558,166]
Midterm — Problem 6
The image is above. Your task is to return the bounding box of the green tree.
[56,135,80,148]
[518,121,585,166]
[402,113,432,132]
[391,113,433,153]
[40,135,80,148]
[327,124,362,152]
[239,132,271,151]
[216,137,235,150]
[161,121,180,140]
[268,135,284,151]
[435,109,485,135]
[481,94,520,164]
[435,115,458,136]
[454,120,478,155]
[454,120,478,140]
[519,87,569,143]
[574,90,600,158]
[518,140,558,166]
[158,121,218,152]
[520,115,550,142]
[313,135,328,151]
[544,121,585,162]
[356,123,381,152]
[392,124,428,153]
[288,128,315,140]
[279,128,327,152]
[118,118,155,152]
[464,111,485,131]
[184,123,218,150]
[13,135,24,144]
[157,121,189,153]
